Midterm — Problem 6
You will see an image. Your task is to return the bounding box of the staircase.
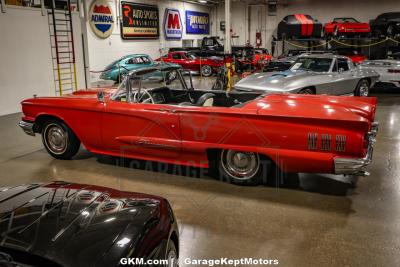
[47,0,77,96]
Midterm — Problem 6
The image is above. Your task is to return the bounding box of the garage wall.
[0,6,85,116]
[86,0,213,79]
[213,0,400,54]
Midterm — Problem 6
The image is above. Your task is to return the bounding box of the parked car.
[19,66,378,186]
[333,48,367,64]
[253,48,273,69]
[156,51,223,77]
[370,12,400,37]
[324,17,371,37]
[100,54,180,83]
[263,55,298,72]
[277,14,323,39]
[235,53,379,96]
[360,59,400,88]
[0,181,179,267]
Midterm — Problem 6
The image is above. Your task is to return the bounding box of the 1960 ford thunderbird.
[19,66,378,185]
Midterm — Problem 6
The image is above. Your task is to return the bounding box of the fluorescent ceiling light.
[199,0,207,3]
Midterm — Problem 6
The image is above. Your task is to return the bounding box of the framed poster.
[185,10,210,35]
[120,2,159,39]
[164,9,183,40]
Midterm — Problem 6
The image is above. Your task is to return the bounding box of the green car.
[100,54,180,83]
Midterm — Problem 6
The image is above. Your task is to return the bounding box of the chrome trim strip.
[18,121,35,136]
[334,122,378,176]
[335,135,346,152]
[321,134,332,151]
[308,133,318,150]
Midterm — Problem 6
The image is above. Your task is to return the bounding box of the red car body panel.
[21,90,377,174]
[324,21,371,34]
[156,52,223,72]
[347,55,367,64]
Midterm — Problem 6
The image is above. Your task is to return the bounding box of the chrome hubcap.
[168,71,177,80]
[167,250,178,267]
[44,124,68,154]
[359,83,369,96]
[202,65,212,76]
[221,150,259,180]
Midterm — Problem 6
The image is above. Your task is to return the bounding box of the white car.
[360,60,400,88]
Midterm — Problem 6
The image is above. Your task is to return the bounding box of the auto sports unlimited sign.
[89,0,114,38]
[121,2,159,39]
[185,10,209,34]
[164,9,183,40]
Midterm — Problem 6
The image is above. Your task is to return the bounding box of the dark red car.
[157,51,224,77]
[324,17,371,37]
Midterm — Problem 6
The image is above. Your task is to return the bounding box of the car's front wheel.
[200,65,213,77]
[354,79,370,96]
[218,149,267,185]
[41,119,80,159]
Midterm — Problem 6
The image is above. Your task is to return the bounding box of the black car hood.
[0,182,166,267]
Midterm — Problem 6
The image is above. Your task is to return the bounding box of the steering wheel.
[133,88,155,104]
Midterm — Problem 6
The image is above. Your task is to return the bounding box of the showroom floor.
[1,82,399,266]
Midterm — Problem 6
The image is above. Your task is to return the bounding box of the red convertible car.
[156,51,223,77]
[324,18,371,37]
[19,66,378,186]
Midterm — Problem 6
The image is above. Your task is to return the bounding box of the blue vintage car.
[100,54,180,83]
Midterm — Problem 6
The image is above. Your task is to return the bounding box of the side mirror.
[97,91,105,103]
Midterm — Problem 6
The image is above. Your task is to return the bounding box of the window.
[290,58,332,72]
[140,56,151,64]
[172,53,183,60]
[332,59,338,72]
[338,59,349,71]
[126,58,138,64]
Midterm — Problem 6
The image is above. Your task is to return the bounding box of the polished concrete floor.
[1,84,400,266]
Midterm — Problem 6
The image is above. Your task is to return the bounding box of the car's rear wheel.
[42,119,80,160]
[218,149,268,185]
[166,240,178,267]
[298,88,314,94]
[354,79,370,96]
[200,65,213,77]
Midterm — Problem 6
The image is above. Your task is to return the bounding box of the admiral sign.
[185,10,209,35]
[163,9,182,40]
[121,2,159,39]
[89,0,114,39]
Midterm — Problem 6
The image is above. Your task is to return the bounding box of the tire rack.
[278,35,400,59]
[47,0,78,96]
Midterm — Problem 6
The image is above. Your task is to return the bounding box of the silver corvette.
[360,59,400,88]
[234,53,379,96]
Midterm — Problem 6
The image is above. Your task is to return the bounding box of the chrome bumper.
[19,121,35,136]
[334,122,378,176]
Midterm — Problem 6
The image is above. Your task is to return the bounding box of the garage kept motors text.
[121,2,159,39]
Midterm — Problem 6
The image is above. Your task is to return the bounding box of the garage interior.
[1,0,400,266]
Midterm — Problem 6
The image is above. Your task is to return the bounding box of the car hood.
[247,94,377,123]
[0,182,167,267]
[234,70,314,91]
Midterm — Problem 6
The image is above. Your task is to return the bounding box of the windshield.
[290,57,333,72]
[334,18,359,23]
[185,52,197,60]
[111,68,188,102]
